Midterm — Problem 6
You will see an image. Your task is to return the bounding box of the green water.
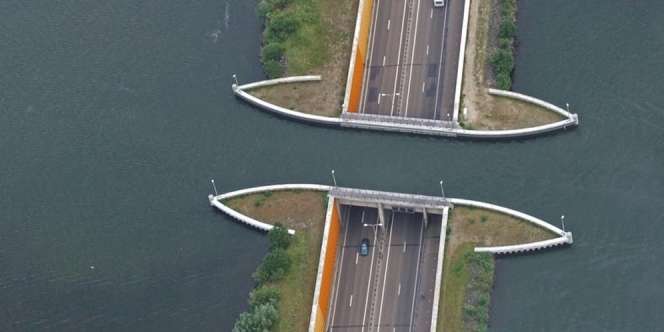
[0,0,662,330]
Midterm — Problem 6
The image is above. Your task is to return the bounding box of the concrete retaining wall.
[209,184,332,235]
[234,85,342,126]
[452,0,471,123]
[448,198,573,254]
[308,196,341,332]
[237,75,322,91]
[488,88,579,122]
[429,206,449,332]
[342,0,373,114]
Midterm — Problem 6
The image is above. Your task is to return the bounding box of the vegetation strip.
[438,206,557,331]
[490,0,517,90]
[226,190,328,332]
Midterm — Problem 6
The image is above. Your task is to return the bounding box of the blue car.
[359,238,370,256]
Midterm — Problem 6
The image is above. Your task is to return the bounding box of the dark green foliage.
[250,286,281,307]
[462,252,494,331]
[268,224,292,250]
[232,303,279,332]
[267,13,299,42]
[254,248,292,284]
[261,43,285,78]
[498,20,516,39]
[491,0,517,90]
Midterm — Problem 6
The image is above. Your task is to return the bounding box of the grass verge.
[249,0,357,117]
[225,190,328,332]
[460,0,564,130]
[437,206,558,331]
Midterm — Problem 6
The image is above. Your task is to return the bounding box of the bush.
[232,303,279,332]
[267,13,299,42]
[495,72,511,90]
[491,48,513,74]
[499,20,516,39]
[263,59,284,78]
[268,224,291,250]
[250,286,281,307]
[254,248,291,284]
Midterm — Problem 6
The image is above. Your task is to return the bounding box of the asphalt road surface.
[360,0,464,121]
[328,205,442,331]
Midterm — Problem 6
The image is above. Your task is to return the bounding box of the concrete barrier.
[308,196,341,332]
[234,85,342,126]
[342,0,374,114]
[237,75,322,91]
[209,184,332,235]
[429,206,449,332]
[447,198,573,254]
[452,0,471,122]
[488,88,579,123]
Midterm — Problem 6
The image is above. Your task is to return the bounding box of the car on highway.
[434,0,445,7]
[359,238,370,256]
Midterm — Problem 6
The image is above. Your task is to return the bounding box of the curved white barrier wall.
[448,198,573,254]
[238,75,322,91]
[234,88,342,125]
[209,184,332,235]
[488,88,579,122]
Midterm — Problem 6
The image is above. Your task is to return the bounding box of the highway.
[327,205,442,331]
[359,0,464,121]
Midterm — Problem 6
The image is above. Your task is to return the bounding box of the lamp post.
[439,180,446,199]
[565,102,570,113]
[561,215,566,232]
[331,169,337,187]
[211,179,218,196]
[232,74,238,86]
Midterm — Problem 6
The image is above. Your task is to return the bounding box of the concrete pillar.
[422,208,428,228]
[377,202,385,226]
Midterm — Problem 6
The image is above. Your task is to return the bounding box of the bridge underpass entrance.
[326,203,442,332]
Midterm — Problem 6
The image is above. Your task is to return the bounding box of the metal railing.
[330,186,449,209]
[341,112,456,129]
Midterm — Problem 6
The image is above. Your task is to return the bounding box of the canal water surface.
[0,0,662,330]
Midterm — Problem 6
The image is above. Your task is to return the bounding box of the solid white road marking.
[422,81,425,93]
[361,214,379,332]
[433,0,449,120]
[376,213,396,332]
[398,283,401,296]
[426,44,429,56]
[356,252,359,265]
[403,241,407,253]
[387,19,391,31]
[360,0,382,113]
[430,8,433,18]
[329,207,352,325]
[408,218,425,331]
[350,294,353,307]
[383,55,386,66]
[390,0,409,116]
[404,0,423,117]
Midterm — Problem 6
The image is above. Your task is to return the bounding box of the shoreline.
[210,183,572,331]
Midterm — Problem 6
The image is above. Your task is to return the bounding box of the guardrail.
[329,186,450,209]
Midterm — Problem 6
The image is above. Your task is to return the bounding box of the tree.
[250,286,281,307]
[232,303,278,332]
[268,224,291,250]
[254,248,291,284]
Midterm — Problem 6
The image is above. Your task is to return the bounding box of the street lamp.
[561,215,566,232]
[232,74,239,86]
[211,179,218,196]
[439,180,446,199]
[331,169,337,187]
[565,102,570,113]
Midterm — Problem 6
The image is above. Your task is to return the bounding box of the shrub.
[267,13,299,42]
[499,20,516,39]
[495,72,511,90]
[268,224,292,250]
[232,303,279,332]
[257,0,273,18]
[262,60,284,78]
[490,48,513,75]
[254,248,291,284]
[250,286,281,307]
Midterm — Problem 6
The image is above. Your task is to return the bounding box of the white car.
[434,0,445,7]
